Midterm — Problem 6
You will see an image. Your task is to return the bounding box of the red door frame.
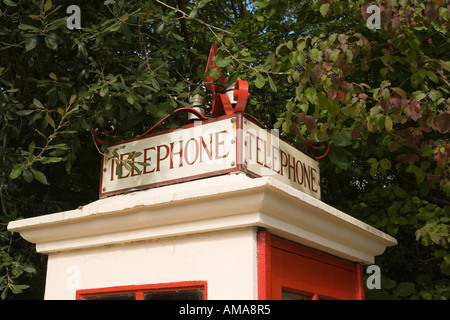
[258,231,365,300]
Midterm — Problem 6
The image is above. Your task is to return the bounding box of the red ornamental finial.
[204,43,249,117]
[204,44,226,94]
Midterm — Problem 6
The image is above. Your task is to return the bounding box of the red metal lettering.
[156,145,169,172]
[256,136,264,166]
[263,139,271,169]
[110,157,115,181]
[295,160,304,185]
[310,167,318,193]
[246,131,256,161]
[280,150,288,177]
[119,153,131,179]
[184,138,199,166]
[288,155,296,182]
[302,162,311,190]
[143,147,156,174]
[271,145,280,174]
[169,141,184,169]
[215,130,229,159]
[199,135,213,163]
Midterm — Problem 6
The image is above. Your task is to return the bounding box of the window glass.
[143,289,204,300]
[282,290,310,300]
[83,293,136,300]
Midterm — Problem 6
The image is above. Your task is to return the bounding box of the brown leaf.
[310,65,324,84]
[425,2,439,21]
[328,88,337,100]
[391,87,407,99]
[380,98,390,113]
[304,115,316,133]
[351,126,363,140]
[358,93,368,99]
[434,112,450,133]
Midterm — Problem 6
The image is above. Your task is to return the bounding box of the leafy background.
[0,0,449,299]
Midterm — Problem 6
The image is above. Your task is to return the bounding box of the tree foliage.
[1,0,449,299]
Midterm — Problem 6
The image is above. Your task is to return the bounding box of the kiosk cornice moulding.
[8,173,396,264]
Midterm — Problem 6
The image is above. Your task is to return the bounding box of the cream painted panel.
[44,228,258,300]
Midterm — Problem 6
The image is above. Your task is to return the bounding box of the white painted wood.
[8,173,396,299]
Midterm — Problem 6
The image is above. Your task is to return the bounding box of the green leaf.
[126,92,135,105]
[100,86,109,97]
[304,87,317,104]
[379,158,391,170]
[396,282,416,297]
[327,99,339,117]
[310,48,321,63]
[22,169,33,183]
[152,78,160,91]
[215,56,233,68]
[69,94,77,105]
[328,145,351,170]
[77,43,88,58]
[319,3,330,17]
[25,37,37,51]
[385,116,393,132]
[331,131,352,147]
[329,49,340,62]
[381,275,397,290]
[18,24,40,32]
[11,284,30,294]
[394,186,408,199]
[3,0,17,6]
[44,0,52,12]
[413,92,426,101]
[46,115,56,129]
[408,36,420,50]
[39,157,63,164]
[189,9,198,19]
[31,168,48,185]
[47,143,70,150]
[16,110,34,116]
[374,114,386,131]
[427,71,438,83]
[105,22,122,32]
[255,72,266,89]
[10,165,22,179]
[45,35,57,50]
[268,75,277,92]
[281,120,291,135]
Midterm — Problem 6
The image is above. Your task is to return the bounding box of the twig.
[155,0,233,35]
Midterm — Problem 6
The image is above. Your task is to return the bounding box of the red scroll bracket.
[211,79,249,117]
[140,107,210,138]
[306,140,330,161]
[91,123,117,145]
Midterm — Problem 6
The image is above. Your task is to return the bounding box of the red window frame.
[76,281,207,300]
[258,231,364,300]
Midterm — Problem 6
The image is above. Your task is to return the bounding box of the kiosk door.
[258,231,365,300]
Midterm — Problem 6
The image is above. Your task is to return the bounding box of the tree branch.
[155,0,233,35]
